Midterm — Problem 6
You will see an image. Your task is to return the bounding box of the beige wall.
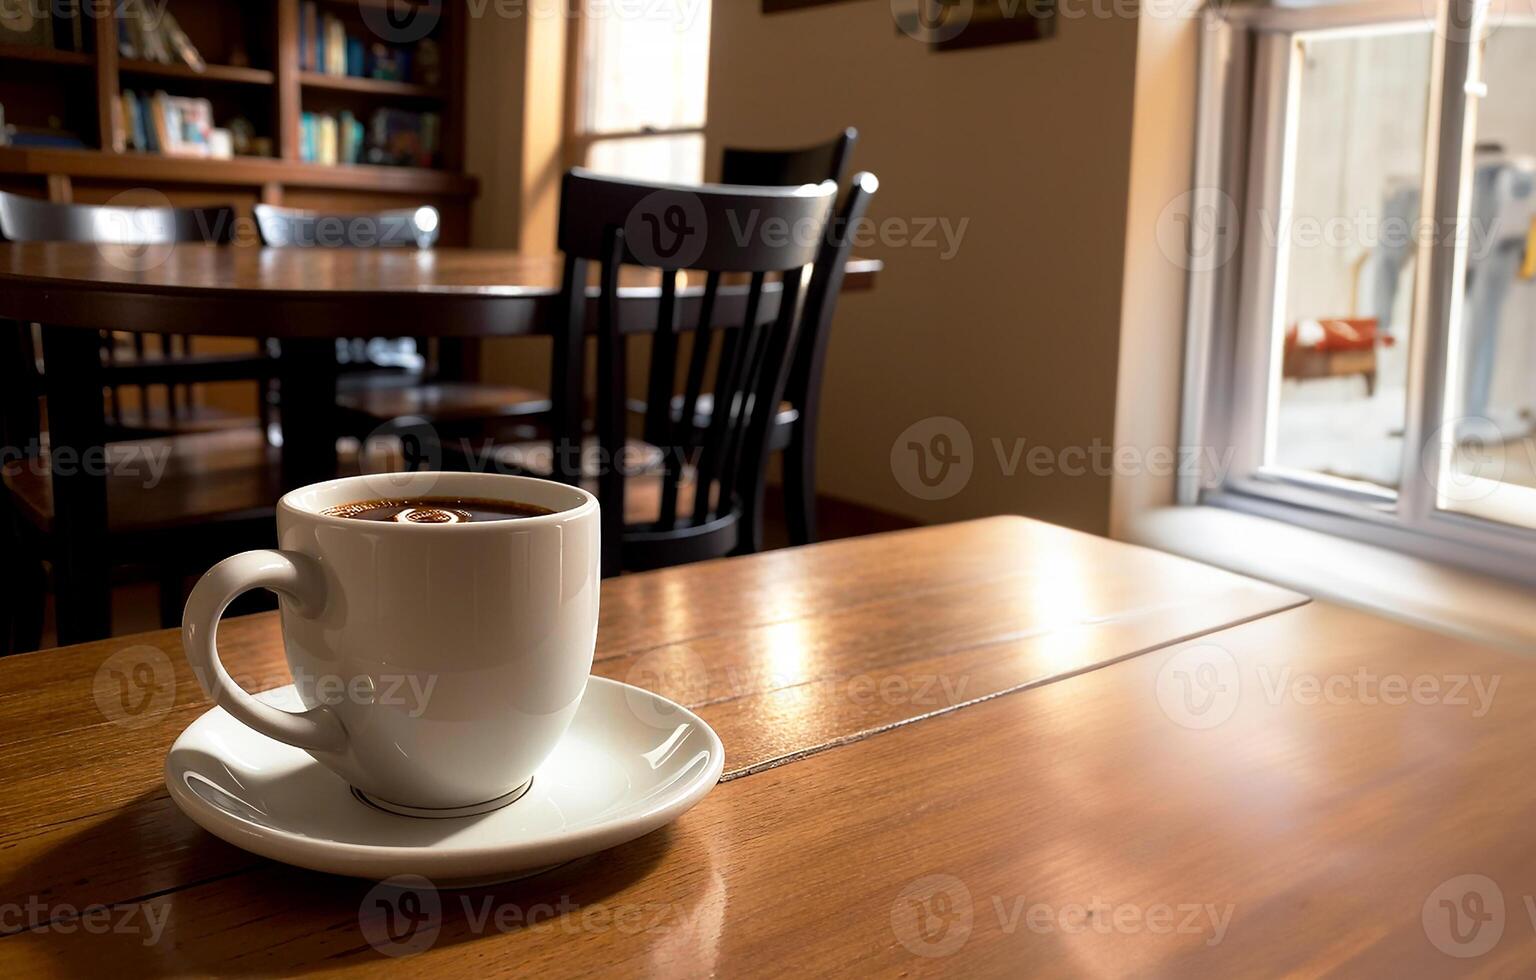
[465,1,567,388]
[706,1,1141,534]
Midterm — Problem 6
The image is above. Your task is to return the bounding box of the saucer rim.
[164,675,725,879]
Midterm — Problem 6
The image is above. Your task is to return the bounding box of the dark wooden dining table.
[0,242,880,642]
[0,517,1346,976]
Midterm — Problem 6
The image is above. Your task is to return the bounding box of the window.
[567,2,711,184]
[1185,0,1536,578]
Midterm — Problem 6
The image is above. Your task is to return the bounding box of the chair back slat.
[552,169,835,575]
[551,254,589,486]
[662,270,722,529]
[642,269,681,450]
[594,228,628,575]
[692,271,764,527]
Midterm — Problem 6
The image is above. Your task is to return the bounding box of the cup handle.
[182,550,348,753]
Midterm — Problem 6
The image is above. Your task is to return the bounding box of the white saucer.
[164,676,725,886]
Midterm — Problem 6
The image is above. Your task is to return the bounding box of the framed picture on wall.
[762,0,861,10]
[891,0,1056,50]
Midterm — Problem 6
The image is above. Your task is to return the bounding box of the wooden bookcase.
[0,0,477,242]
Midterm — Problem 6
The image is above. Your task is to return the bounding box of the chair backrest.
[0,191,235,245]
[253,204,441,249]
[253,204,437,375]
[552,168,837,576]
[720,128,858,189]
[0,191,244,437]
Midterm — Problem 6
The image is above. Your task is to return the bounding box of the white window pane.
[1437,25,1536,526]
[1269,29,1433,492]
[587,133,705,185]
[582,3,711,134]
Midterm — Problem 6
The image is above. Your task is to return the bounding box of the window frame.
[561,4,709,176]
[1183,0,1536,583]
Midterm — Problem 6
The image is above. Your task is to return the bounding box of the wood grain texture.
[0,518,1306,973]
[13,600,1531,976]
[0,243,880,338]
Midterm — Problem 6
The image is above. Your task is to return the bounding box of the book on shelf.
[296,5,437,83]
[368,108,440,169]
[299,2,318,72]
[0,4,53,48]
[326,16,347,75]
[118,0,206,71]
[301,108,434,168]
[51,0,85,53]
[121,91,148,152]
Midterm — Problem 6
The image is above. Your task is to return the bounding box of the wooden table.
[0,242,880,641]
[0,517,1328,976]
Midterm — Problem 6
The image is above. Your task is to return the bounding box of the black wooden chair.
[451,169,838,577]
[637,128,861,544]
[253,205,551,439]
[0,193,282,650]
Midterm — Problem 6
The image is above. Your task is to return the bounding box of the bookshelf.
[0,0,475,241]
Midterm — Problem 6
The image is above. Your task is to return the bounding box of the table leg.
[40,326,111,644]
[277,338,340,488]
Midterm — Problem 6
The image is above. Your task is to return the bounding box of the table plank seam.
[720,595,1311,782]
[0,865,259,939]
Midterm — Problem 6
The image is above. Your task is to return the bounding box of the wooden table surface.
[0,518,1319,976]
[0,242,881,336]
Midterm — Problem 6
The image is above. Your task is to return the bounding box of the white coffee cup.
[181,472,600,816]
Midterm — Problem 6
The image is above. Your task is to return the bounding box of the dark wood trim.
[0,43,94,68]
[0,147,478,196]
[298,72,445,100]
[276,0,301,162]
[92,11,120,152]
[119,60,275,86]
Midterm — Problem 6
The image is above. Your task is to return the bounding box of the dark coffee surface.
[323,497,554,525]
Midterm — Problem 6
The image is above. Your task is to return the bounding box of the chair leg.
[783,423,817,546]
[2,521,46,654]
[158,568,186,630]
